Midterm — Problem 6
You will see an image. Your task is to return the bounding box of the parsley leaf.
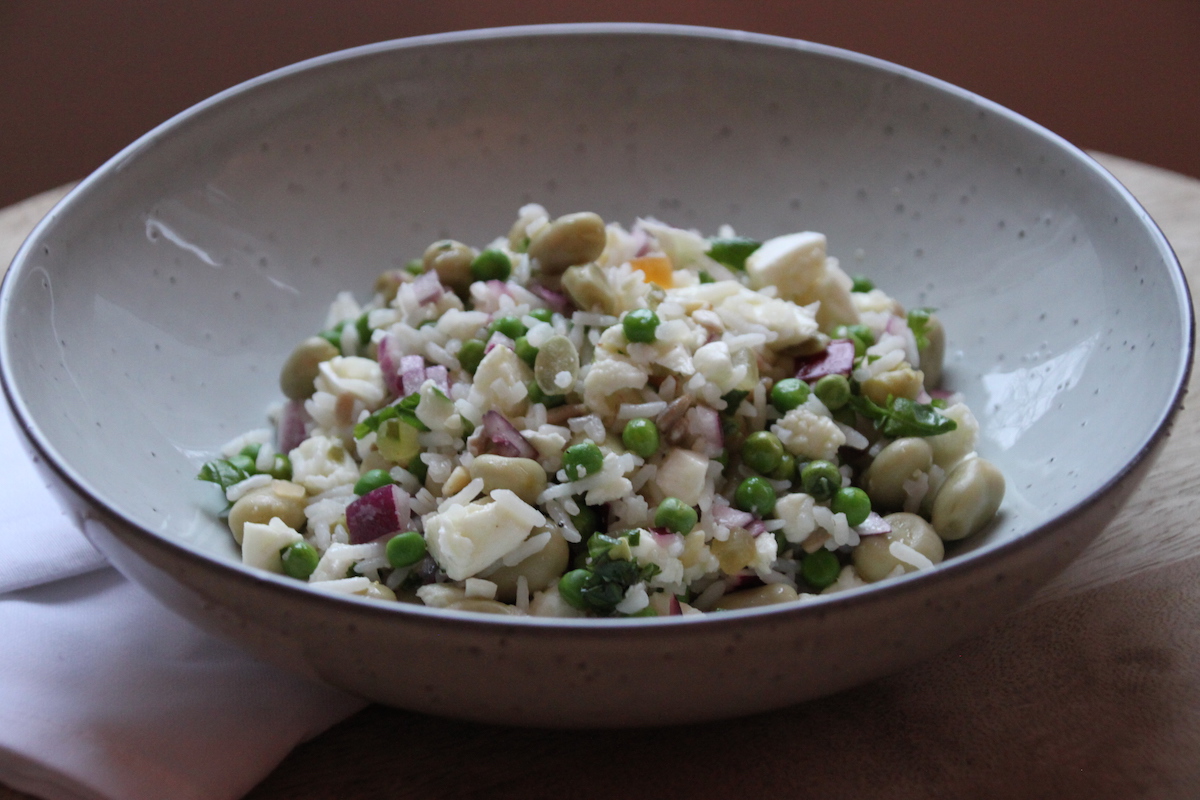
[353,394,429,439]
[847,394,957,438]
[197,458,251,490]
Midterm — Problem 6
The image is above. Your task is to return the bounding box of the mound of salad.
[198,205,1005,617]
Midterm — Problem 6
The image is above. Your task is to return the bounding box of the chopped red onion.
[482,411,537,459]
[487,279,513,297]
[711,499,755,530]
[378,335,404,396]
[277,400,310,454]
[855,512,892,536]
[651,529,680,548]
[411,270,444,305]
[399,355,427,397]
[484,331,515,354]
[632,228,653,258]
[885,314,907,336]
[746,519,769,537]
[795,339,856,382]
[916,389,932,405]
[425,365,450,394]
[529,283,572,314]
[929,388,955,400]
[667,594,682,616]
[346,484,411,544]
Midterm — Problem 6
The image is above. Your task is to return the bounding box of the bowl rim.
[1,22,1193,630]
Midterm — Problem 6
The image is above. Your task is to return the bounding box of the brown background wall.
[1,0,1197,211]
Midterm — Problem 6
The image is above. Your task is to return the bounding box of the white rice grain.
[889,541,934,570]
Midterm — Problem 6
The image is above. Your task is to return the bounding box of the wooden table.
[2,153,1198,799]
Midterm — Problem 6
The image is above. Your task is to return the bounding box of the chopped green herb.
[707,237,761,271]
[846,394,957,438]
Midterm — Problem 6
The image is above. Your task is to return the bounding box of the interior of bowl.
[1,25,1189,590]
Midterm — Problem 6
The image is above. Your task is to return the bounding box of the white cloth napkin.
[0,401,365,800]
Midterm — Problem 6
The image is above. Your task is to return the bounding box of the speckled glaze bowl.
[1,25,1191,726]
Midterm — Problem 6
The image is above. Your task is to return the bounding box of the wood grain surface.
[1,152,1198,799]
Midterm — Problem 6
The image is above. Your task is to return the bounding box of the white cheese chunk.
[424,489,546,580]
[241,517,304,573]
[655,449,710,507]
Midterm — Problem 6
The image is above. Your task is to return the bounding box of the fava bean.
[279,337,339,400]
[227,480,307,545]
[468,455,548,505]
[713,583,799,610]
[862,437,933,512]
[931,457,1005,541]
[562,263,618,314]
[422,239,476,293]
[852,512,944,582]
[918,313,946,389]
[528,212,607,274]
[487,528,570,602]
[861,364,925,406]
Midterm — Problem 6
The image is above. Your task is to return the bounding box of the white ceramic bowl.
[1,24,1191,726]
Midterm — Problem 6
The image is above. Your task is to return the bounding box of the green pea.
[770,453,796,482]
[490,315,527,339]
[741,431,784,475]
[318,321,347,349]
[458,339,486,374]
[407,455,428,485]
[470,249,512,282]
[386,531,427,568]
[800,460,842,501]
[814,374,851,410]
[834,324,874,357]
[529,308,554,324]
[564,440,604,481]
[801,549,841,589]
[558,569,592,610]
[770,378,810,412]
[239,443,263,460]
[622,418,660,458]
[404,258,425,276]
[734,476,776,516]
[354,468,396,496]
[831,486,872,527]
[515,336,538,366]
[622,308,660,343]
[655,497,698,535]
[851,275,875,293]
[280,541,319,580]
[570,502,604,539]
[527,380,566,408]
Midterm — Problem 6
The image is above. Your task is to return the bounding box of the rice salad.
[197,205,1006,618]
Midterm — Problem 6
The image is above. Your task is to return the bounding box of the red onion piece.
[411,270,444,305]
[855,512,892,537]
[487,279,513,297]
[746,519,769,537]
[484,331,515,354]
[529,283,573,315]
[668,594,682,616]
[425,365,449,394]
[885,315,907,336]
[277,400,310,454]
[795,339,856,382]
[399,355,427,397]
[929,388,955,400]
[346,484,411,544]
[916,389,932,405]
[481,411,537,459]
[632,228,653,258]
[711,499,755,530]
[651,529,680,548]
[377,335,404,396]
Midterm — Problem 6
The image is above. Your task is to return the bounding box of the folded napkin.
[0,401,365,800]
